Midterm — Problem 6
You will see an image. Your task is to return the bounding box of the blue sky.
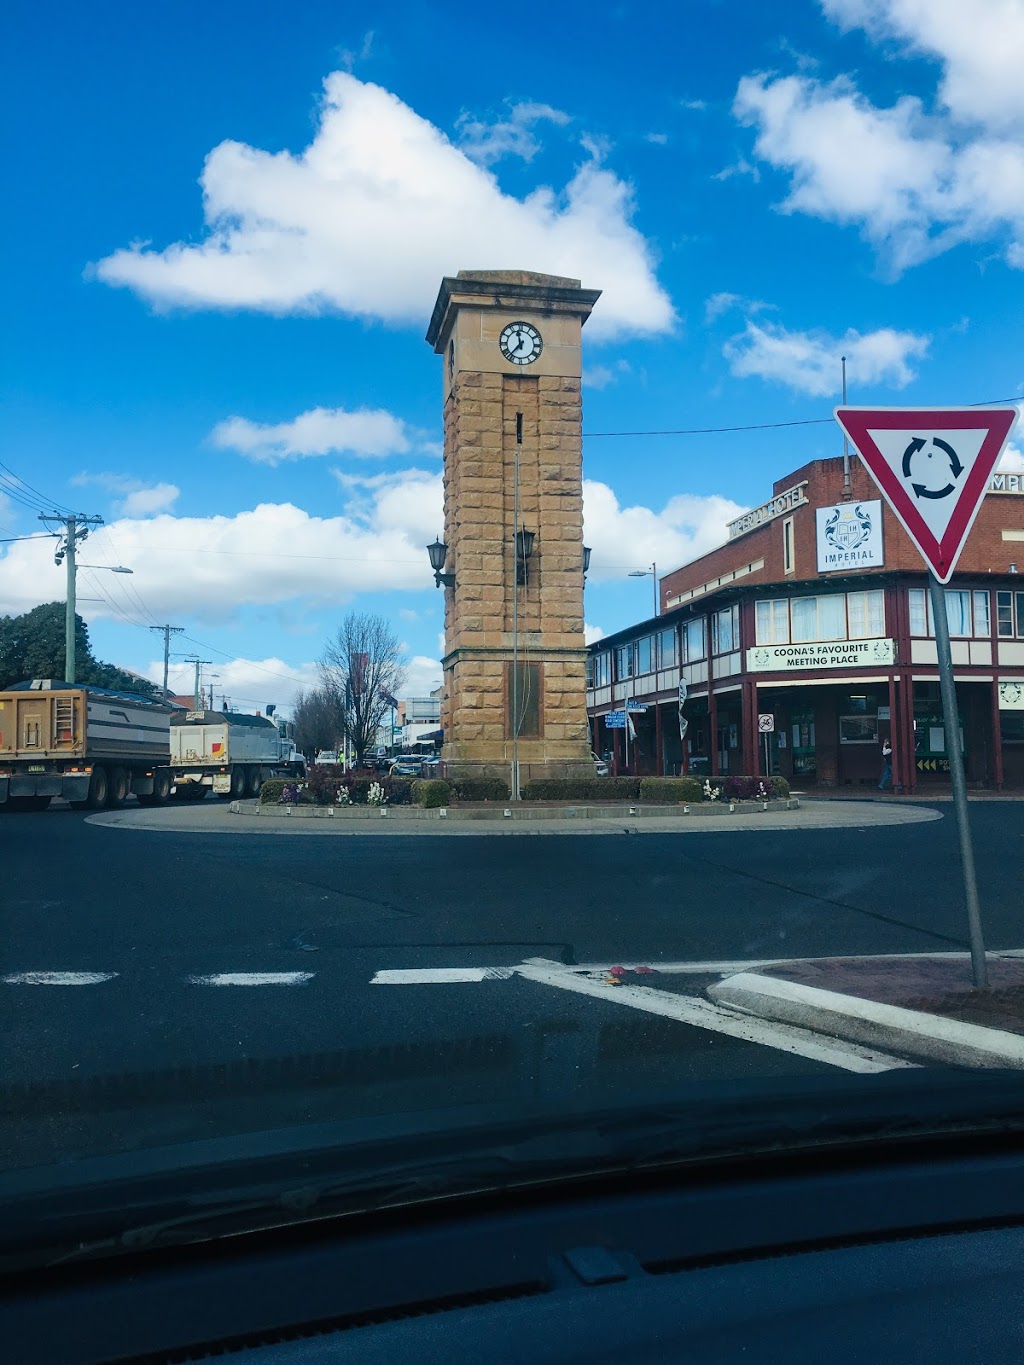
[4,0,1023,711]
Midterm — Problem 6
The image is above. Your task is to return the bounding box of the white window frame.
[847,589,885,640]
[755,599,790,645]
[783,516,795,575]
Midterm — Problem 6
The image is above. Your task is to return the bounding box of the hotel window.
[712,604,739,654]
[997,591,1014,637]
[593,652,611,687]
[973,591,990,636]
[783,517,794,574]
[615,643,634,680]
[681,617,706,663]
[755,599,790,645]
[911,588,992,637]
[636,636,653,674]
[847,589,885,639]
[791,594,846,643]
[658,627,678,669]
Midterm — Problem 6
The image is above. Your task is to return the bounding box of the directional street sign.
[625,701,647,713]
[757,713,775,733]
[604,711,627,729]
[834,407,1018,584]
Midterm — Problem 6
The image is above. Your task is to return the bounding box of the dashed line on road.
[1,971,119,986]
[185,972,316,987]
[372,967,515,984]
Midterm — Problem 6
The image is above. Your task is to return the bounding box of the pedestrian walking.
[879,737,893,792]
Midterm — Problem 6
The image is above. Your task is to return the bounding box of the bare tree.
[291,686,346,760]
[318,612,406,769]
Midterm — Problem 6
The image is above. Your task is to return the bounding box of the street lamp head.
[426,538,447,572]
[515,528,535,560]
[426,538,455,589]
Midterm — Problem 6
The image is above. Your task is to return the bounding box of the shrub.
[701,775,786,802]
[450,777,510,802]
[639,777,703,804]
[521,777,641,801]
[384,778,413,806]
[413,778,452,808]
[260,778,291,805]
[305,763,346,805]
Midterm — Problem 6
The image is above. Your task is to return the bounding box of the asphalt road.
[1,798,1018,1169]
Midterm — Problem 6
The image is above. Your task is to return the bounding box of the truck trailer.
[0,679,175,811]
[169,710,300,800]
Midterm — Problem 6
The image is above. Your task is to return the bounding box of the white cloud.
[584,623,605,644]
[734,2,1024,272]
[704,291,774,322]
[679,98,707,112]
[402,655,443,698]
[71,472,180,517]
[582,359,631,389]
[155,655,318,712]
[0,467,446,622]
[723,319,929,396]
[456,100,570,166]
[92,72,673,341]
[997,404,1024,470]
[582,481,746,581]
[211,405,413,464]
[644,132,669,145]
[712,157,761,183]
[822,0,1024,132]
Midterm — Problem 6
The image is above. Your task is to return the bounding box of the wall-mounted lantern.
[515,528,535,586]
[582,545,592,581]
[427,538,455,589]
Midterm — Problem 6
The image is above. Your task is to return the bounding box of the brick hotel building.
[586,456,1024,791]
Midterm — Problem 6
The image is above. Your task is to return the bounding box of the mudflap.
[10,774,74,799]
[212,772,232,795]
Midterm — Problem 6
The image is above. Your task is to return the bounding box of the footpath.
[86,796,943,838]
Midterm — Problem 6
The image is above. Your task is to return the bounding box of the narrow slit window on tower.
[516,412,523,444]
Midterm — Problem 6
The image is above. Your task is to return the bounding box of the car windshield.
[4,0,1024,1278]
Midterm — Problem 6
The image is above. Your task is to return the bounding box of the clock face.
[499,321,543,366]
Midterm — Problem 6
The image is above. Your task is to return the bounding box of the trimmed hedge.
[521,777,641,801]
[413,778,452,809]
[449,777,510,802]
[260,778,291,804]
[639,776,703,804]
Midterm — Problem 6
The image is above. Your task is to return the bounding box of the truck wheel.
[137,770,172,807]
[246,767,263,798]
[70,765,108,811]
[190,784,208,802]
[106,767,129,809]
[229,767,246,799]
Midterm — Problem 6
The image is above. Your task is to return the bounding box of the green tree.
[0,602,156,696]
[291,686,346,759]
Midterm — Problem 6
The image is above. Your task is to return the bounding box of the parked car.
[388,756,423,777]
[592,752,610,777]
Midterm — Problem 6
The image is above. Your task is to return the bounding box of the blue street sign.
[604,711,627,728]
[626,701,647,712]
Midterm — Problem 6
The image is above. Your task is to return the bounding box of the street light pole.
[40,512,105,684]
[629,563,658,618]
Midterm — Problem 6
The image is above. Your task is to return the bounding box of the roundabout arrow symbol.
[903,435,963,500]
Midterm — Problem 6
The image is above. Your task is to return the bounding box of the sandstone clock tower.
[425,270,601,787]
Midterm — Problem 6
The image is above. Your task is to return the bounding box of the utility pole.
[149,624,184,698]
[148,625,184,698]
[182,656,211,710]
[40,512,104,685]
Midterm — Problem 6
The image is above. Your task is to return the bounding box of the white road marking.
[2,971,118,986]
[186,972,315,986]
[372,967,514,984]
[515,962,918,1074]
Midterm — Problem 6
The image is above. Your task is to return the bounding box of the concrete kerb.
[84,798,944,836]
[709,971,1024,1070]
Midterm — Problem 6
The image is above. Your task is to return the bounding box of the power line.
[181,633,313,687]
[580,392,1024,439]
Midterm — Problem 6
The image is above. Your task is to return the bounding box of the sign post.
[757,713,774,780]
[836,405,1019,989]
